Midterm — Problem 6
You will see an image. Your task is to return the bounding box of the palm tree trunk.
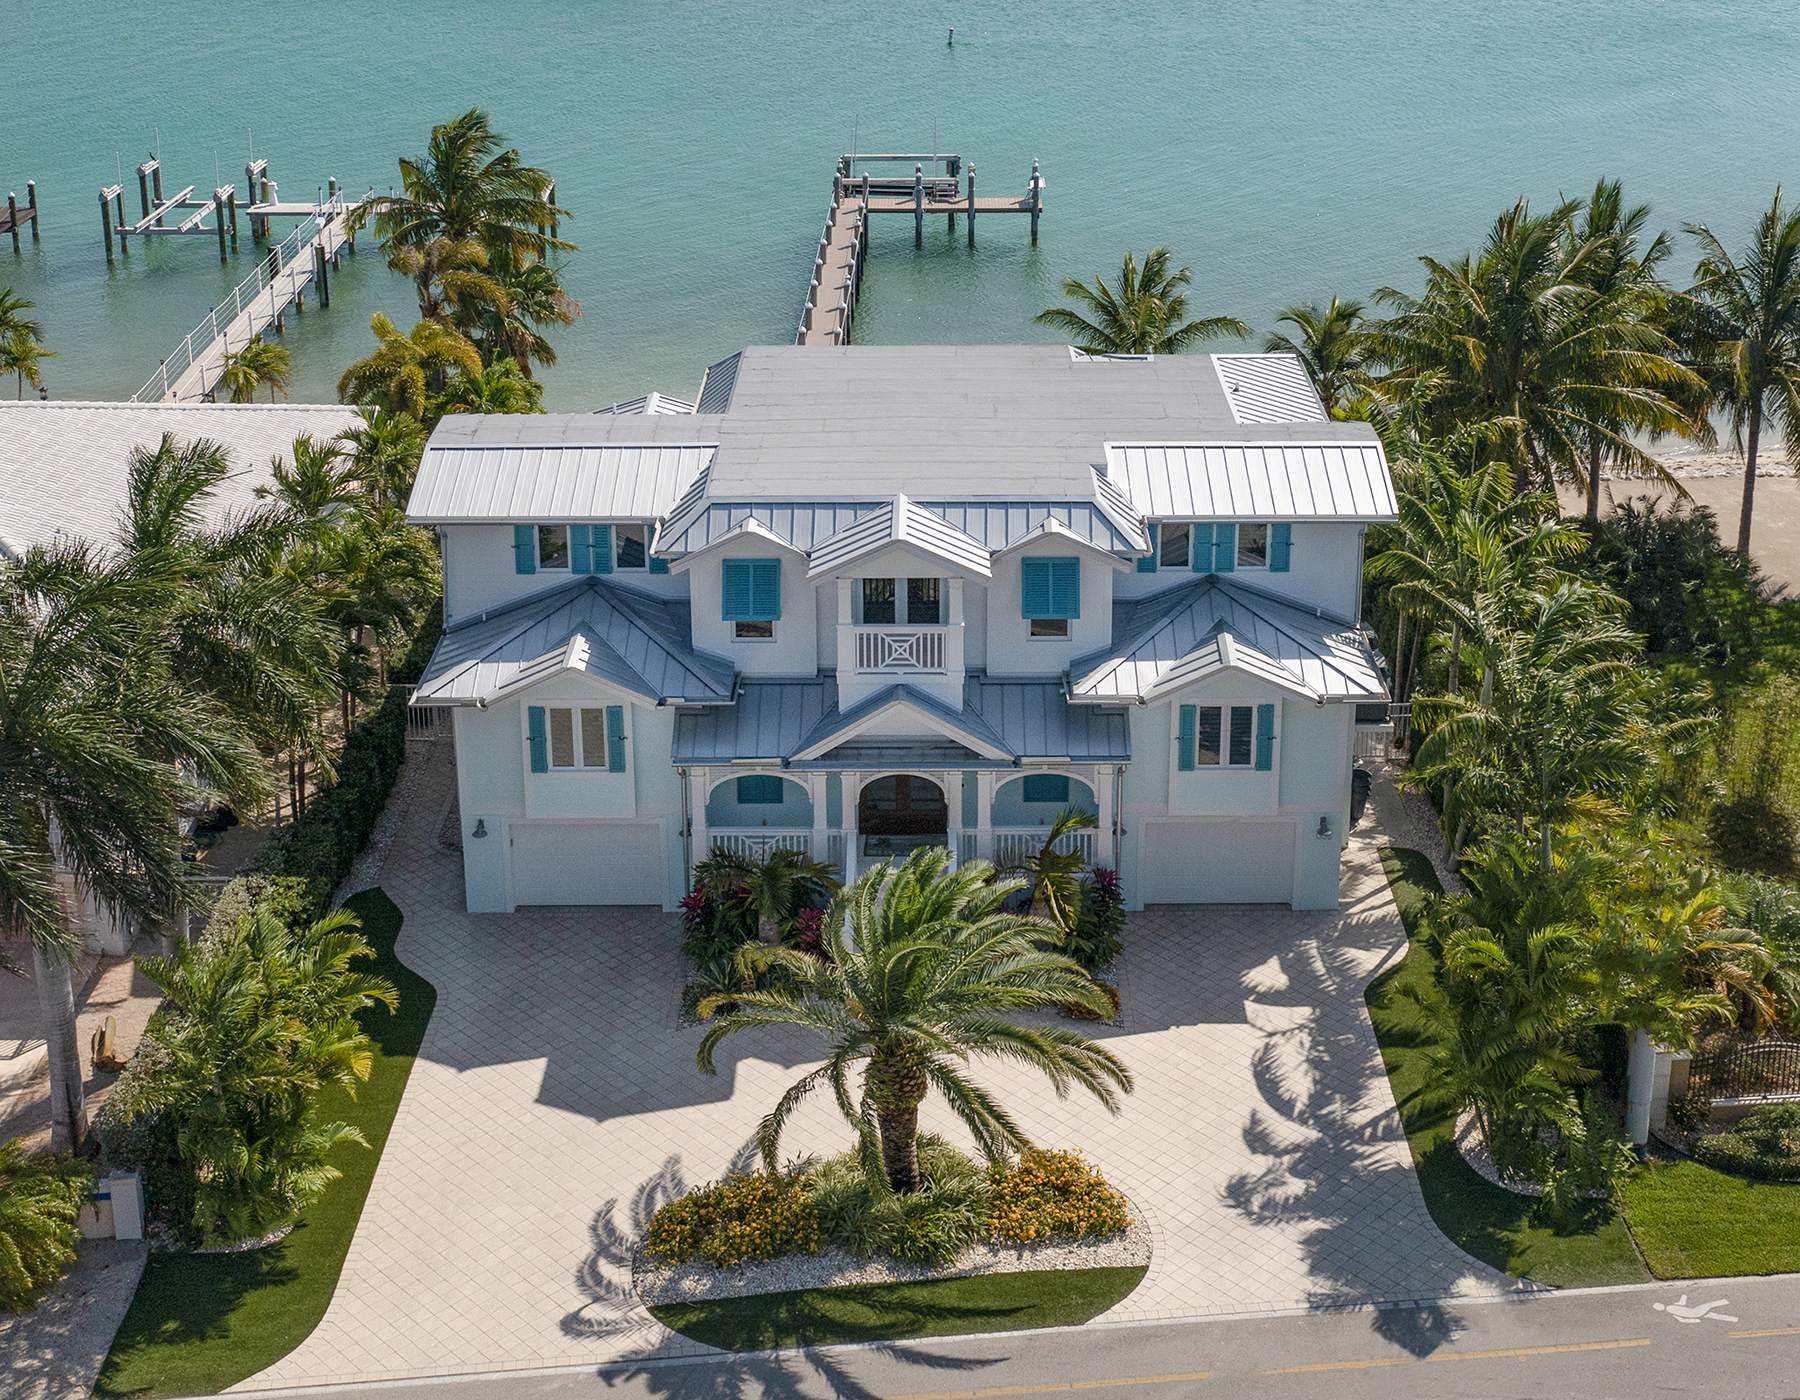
[758,913,780,945]
[1585,440,1604,525]
[1739,402,1762,556]
[877,1107,921,1193]
[32,939,87,1154]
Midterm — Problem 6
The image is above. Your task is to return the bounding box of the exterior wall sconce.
[1315,815,1332,840]
[471,819,488,839]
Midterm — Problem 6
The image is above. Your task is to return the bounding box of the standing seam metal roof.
[408,444,714,523]
[806,497,993,578]
[1211,354,1330,424]
[1105,443,1398,521]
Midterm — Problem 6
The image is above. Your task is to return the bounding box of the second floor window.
[1021,556,1080,637]
[527,704,625,772]
[861,577,941,625]
[537,524,570,570]
[1160,522,1191,569]
[722,558,782,640]
[615,524,647,569]
[1140,522,1294,574]
[1178,702,1275,771]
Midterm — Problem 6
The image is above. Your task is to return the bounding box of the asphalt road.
[212,1273,1800,1400]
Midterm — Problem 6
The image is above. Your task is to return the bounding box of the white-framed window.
[1160,522,1191,569]
[614,523,647,570]
[527,704,626,772]
[734,620,775,640]
[1236,523,1268,570]
[1176,702,1274,772]
[860,577,942,625]
[537,524,570,571]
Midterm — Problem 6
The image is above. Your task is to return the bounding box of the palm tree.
[1035,247,1247,355]
[436,357,546,416]
[472,246,581,375]
[995,807,1098,931]
[336,408,427,508]
[0,287,43,343]
[358,108,571,312]
[1262,298,1370,416]
[693,845,839,945]
[1374,196,1697,494]
[1683,188,1800,555]
[1,328,54,400]
[219,335,291,404]
[337,313,481,420]
[0,548,266,1152]
[696,847,1132,1193]
[386,234,511,330]
[256,434,362,519]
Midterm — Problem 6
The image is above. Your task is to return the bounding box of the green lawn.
[1368,848,1649,1288]
[1620,1160,1800,1278]
[651,1266,1148,1351]
[95,889,436,1398]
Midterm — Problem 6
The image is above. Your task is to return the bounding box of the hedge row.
[256,601,443,919]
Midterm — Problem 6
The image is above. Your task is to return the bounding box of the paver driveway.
[236,748,1527,1390]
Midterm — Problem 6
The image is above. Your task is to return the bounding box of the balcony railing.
[705,830,813,860]
[992,828,1098,870]
[854,626,947,673]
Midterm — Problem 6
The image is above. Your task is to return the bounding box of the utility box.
[107,1169,144,1241]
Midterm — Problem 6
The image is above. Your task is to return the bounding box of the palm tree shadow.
[601,1340,1003,1400]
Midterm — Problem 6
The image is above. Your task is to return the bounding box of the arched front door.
[857,775,948,862]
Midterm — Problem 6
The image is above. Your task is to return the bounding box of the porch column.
[976,770,996,862]
[808,771,830,868]
[1094,764,1114,872]
[843,771,866,884]
[945,577,966,693]
[691,766,710,867]
[944,770,963,867]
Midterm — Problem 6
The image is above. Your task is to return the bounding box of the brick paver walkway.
[235,745,1528,1390]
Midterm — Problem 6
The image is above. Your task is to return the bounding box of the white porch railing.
[706,830,813,860]
[1353,724,1394,760]
[853,626,947,672]
[992,829,1097,869]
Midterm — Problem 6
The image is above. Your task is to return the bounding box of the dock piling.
[151,163,165,226]
[99,187,116,262]
[7,194,18,254]
[214,191,228,262]
[137,163,151,222]
[1030,159,1042,242]
[315,244,329,308]
[914,163,924,246]
[27,181,38,242]
[227,189,238,248]
[967,165,976,245]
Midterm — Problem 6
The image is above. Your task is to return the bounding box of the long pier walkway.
[132,195,359,403]
[797,153,1043,346]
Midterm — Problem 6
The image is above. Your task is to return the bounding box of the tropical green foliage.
[0,1139,91,1311]
[994,807,1098,931]
[695,847,1131,1193]
[1036,247,1247,354]
[0,288,53,400]
[1262,297,1371,416]
[810,1135,991,1264]
[219,335,290,403]
[1692,1102,1800,1180]
[692,845,839,946]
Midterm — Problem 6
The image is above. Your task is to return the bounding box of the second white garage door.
[509,821,666,906]
[1138,820,1296,905]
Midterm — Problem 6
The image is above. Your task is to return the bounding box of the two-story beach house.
[406,345,1396,914]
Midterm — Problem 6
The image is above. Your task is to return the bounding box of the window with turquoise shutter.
[1177,704,1196,771]
[569,524,592,574]
[1270,523,1292,572]
[1254,703,1275,770]
[721,558,781,619]
[606,705,626,772]
[1212,523,1236,572]
[526,706,548,772]
[513,524,536,574]
[1191,522,1214,571]
[1137,523,1159,572]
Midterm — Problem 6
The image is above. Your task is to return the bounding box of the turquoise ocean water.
[2,0,1797,412]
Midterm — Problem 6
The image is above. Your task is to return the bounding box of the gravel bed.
[1453,1107,1605,1198]
[633,1210,1152,1306]
[1358,758,1466,894]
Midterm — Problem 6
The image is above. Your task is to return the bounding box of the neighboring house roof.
[0,401,362,560]
[408,442,714,524]
[806,495,993,579]
[411,576,734,707]
[1103,442,1398,521]
[670,676,1131,766]
[1211,354,1329,425]
[593,392,697,416]
[1070,576,1387,704]
[695,352,743,415]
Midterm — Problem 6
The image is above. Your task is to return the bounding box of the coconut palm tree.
[0,328,54,400]
[359,108,571,304]
[255,434,362,520]
[1682,188,1800,555]
[693,845,839,945]
[337,314,481,421]
[1261,298,1371,417]
[387,235,511,330]
[1035,247,1247,355]
[0,288,43,343]
[219,335,291,404]
[336,408,427,508]
[436,357,546,416]
[995,807,1098,931]
[472,246,581,375]
[696,847,1132,1193]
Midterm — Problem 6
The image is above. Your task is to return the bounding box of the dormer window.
[860,577,941,625]
[1021,556,1080,639]
[1237,523,1268,569]
[1160,523,1191,569]
[723,558,781,641]
[1138,522,1293,573]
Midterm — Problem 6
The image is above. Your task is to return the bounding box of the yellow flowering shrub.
[987,1150,1129,1243]
[643,1173,820,1267]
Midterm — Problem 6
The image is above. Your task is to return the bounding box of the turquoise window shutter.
[592,524,612,574]
[722,559,780,619]
[513,524,536,575]
[527,706,548,772]
[1020,557,1052,617]
[1193,522,1214,572]
[1049,557,1081,619]
[1254,703,1275,770]
[1177,704,1197,771]
[1270,523,1293,572]
[1137,523,1159,573]
[569,524,592,574]
[1214,522,1236,572]
[605,705,626,772]
[649,554,670,574]
[721,560,752,618]
[751,559,781,619]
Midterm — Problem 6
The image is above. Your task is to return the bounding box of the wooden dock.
[797,153,1043,347]
[132,196,358,403]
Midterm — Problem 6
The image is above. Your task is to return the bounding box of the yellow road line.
[1730,1327,1800,1338]
[1259,1358,1413,1373]
[888,1375,1212,1400]
[1072,1374,1214,1389]
[1429,1337,1651,1362]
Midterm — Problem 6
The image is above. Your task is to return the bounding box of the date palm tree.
[1036,247,1247,355]
[219,334,291,404]
[1261,298,1370,417]
[1683,187,1800,555]
[697,847,1132,1193]
[1,328,54,400]
[337,313,481,421]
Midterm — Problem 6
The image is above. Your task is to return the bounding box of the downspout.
[1111,763,1124,873]
[678,767,693,894]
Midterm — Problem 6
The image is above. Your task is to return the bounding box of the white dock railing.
[130,194,351,404]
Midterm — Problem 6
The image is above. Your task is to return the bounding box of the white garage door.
[510,822,666,906]
[1139,820,1295,905]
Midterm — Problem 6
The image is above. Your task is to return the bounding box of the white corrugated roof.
[594,391,697,416]
[806,495,993,578]
[1211,354,1328,425]
[407,444,713,523]
[0,401,363,560]
[1104,443,1397,521]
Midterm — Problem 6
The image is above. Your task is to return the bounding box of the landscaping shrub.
[1063,980,1121,1022]
[811,1135,990,1264]
[1708,677,1800,877]
[257,600,443,919]
[987,1150,1129,1243]
[1064,869,1126,973]
[1708,794,1800,877]
[1668,1093,1713,1131]
[643,1171,820,1267]
[0,1138,92,1312]
[1693,1103,1800,1181]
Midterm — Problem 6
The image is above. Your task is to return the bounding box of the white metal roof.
[407,444,713,523]
[593,391,697,416]
[1104,443,1397,521]
[1211,354,1328,425]
[0,401,363,560]
[805,495,993,578]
